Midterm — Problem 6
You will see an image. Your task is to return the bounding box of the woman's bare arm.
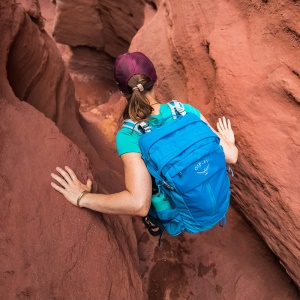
[51,153,152,216]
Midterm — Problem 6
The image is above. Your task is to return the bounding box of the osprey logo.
[194,159,209,175]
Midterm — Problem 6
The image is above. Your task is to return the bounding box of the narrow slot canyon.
[0,0,299,299]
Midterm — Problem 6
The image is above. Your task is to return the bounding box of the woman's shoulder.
[116,126,141,142]
[161,101,201,117]
[116,126,141,156]
[183,103,201,117]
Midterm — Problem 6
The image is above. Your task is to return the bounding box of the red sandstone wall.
[0,1,143,298]
[130,0,300,287]
[52,0,145,57]
[50,0,300,289]
[1,0,299,298]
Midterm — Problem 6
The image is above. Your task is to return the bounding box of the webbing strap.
[227,166,234,177]
[167,100,187,119]
[219,216,226,227]
[139,121,151,133]
[122,100,187,133]
[122,119,151,134]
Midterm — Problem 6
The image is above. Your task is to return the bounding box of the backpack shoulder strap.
[167,100,187,119]
[122,119,143,134]
[122,119,152,134]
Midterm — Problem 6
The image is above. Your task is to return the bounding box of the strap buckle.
[227,166,234,177]
[139,122,151,133]
[168,100,187,119]
[176,106,186,116]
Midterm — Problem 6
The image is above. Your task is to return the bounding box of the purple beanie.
[114,52,157,93]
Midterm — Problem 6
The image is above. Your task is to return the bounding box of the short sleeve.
[116,128,141,156]
[183,104,201,118]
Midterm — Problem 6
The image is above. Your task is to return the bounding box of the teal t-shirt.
[116,103,201,156]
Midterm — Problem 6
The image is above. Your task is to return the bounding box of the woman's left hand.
[51,166,92,206]
[217,116,235,144]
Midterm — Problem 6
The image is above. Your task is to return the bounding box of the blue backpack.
[122,101,231,236]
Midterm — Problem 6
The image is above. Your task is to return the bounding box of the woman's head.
[114,52,157,122]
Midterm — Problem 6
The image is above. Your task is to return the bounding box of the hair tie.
[132,83,144,92]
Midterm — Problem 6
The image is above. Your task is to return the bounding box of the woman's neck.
[145,90,161,115]
[146,92,159,106]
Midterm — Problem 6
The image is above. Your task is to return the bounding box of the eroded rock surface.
[53,0,145,57]
[134,208,299,299]
[48,0,299,294]
[0,100,142,299]
[1,0,300,298]
[129,0,300,288]
[0,1,142,298]
[51,0,146,80]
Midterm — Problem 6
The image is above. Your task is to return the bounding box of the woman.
[51,52,238,215]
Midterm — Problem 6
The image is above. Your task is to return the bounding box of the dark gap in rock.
[6,23,26,101]
[283,26,300,43]
[284,89,300,106]
[202,40,210,54]
[291,69,300,78]
[145,0,157,11]
[29,15,44,30]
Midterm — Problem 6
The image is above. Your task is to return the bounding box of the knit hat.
[114,52,157,93]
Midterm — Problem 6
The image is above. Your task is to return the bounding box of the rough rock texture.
[48,1,299,299]
[0,1,143,298]
[0,100,142,299]
[51,0,146,80]
[134,208,299,300]
[50,0,157,81]
[53,0,145,56]
[2,0,300,298]
[48,0,299,293]
[5,0,124,193]
[128,0,300,287]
